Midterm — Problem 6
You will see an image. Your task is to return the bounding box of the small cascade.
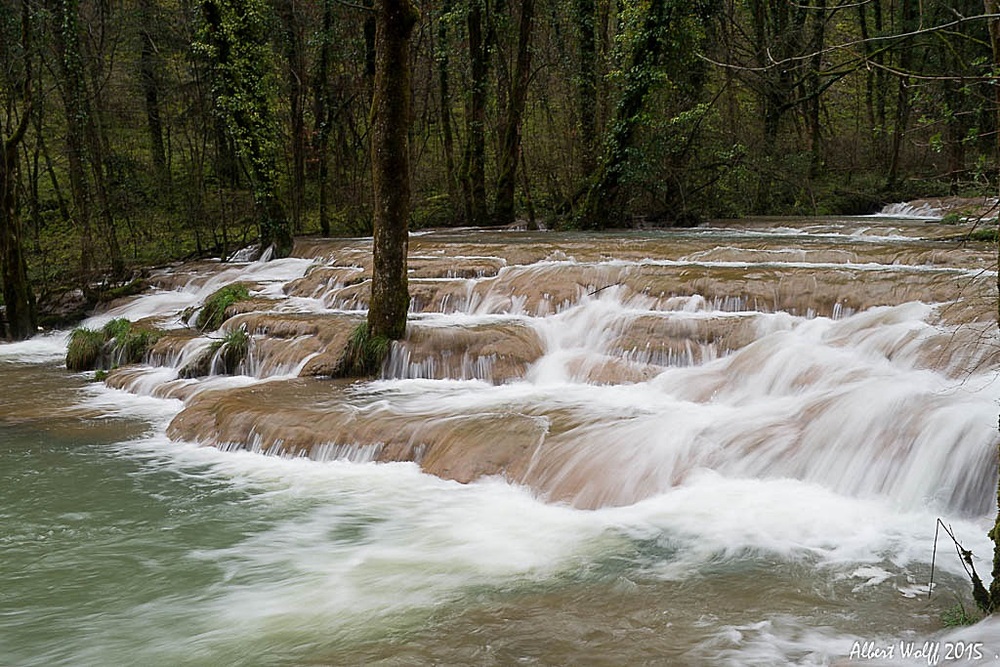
[54,219,999,515]
[879,201,943,219]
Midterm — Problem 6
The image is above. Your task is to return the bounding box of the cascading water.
[3,217,1000,666]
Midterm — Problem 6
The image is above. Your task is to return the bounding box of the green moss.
[66,327,105,371]
[337,322,391,377]
[93,369,109,382]
[195,284,251,331]
[97,279,148,303]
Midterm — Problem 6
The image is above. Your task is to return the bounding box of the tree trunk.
[368,0,418,341]
[313,0,334,236]
[50,0,95,282]
[438,0,461,224]
[579,0,673,228]
[575,0,598,178]
[462,0,490,226]
[277,0,307,233]
[199,0,293,258]
[985,0,1000,615]
[138,0,167,177]
[887,0,917,190]
[0,2,35,340]
[493,0,534,226]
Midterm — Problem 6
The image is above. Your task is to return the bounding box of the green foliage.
[941,602,980,628]
[339,322,391,377]
[119,328,162,365]
[968,226,998,243]
[194,0,292,256]
[102,317,132,341]
[195,284,251,331]
[217,325,251,374]
[66,319,162,371]
[66,327,105,372]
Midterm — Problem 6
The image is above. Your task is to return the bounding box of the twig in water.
[588,282,623,297]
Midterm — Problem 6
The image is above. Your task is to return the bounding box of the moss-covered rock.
[66,328,105,371]
[66,318,163,372]
[195,284,251,331]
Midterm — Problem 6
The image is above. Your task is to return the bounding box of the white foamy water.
[2,219,999,665]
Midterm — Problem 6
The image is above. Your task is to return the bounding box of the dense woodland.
[1,0,1000,337]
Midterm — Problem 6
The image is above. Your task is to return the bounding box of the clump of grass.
[67,327,105,371]
[942,602,980,628]
[216,326,250,374]
[968,226,998,243]
[120,329,162,365]
[195,284,251,331]
[93,369,109,382]
[102,317,132,341]
[338,322,391,377]
[65,318,163,371]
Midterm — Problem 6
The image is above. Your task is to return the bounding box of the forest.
[1,0,999,339]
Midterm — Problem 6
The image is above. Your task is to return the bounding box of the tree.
[462,0,491,226]
[493,0,536,226]
[0,0,36,340]
[138,0,167,178]
[985,0,1000,615]
[368,0,419,341]
[276,0,307,232]
[579,0,715,227]
[196,0,293,258]
[48,0,126,282]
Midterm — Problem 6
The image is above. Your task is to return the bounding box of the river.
[3,216,1000,665]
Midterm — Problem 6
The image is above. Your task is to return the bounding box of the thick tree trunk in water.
[986,0,1000,614]
[493,0,534,226]
[368,0,417,341]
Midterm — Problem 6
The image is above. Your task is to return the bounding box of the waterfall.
[54,219,989,517]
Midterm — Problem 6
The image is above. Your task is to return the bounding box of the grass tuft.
[66,319,162,371]
[338,322,391,377]
[942,602,980,628]
[66,327,105,371]
[195,284,251,331]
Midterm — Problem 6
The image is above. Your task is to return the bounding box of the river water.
[3,217,1000,665]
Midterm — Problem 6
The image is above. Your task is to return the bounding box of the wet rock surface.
[94,218,998,508]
